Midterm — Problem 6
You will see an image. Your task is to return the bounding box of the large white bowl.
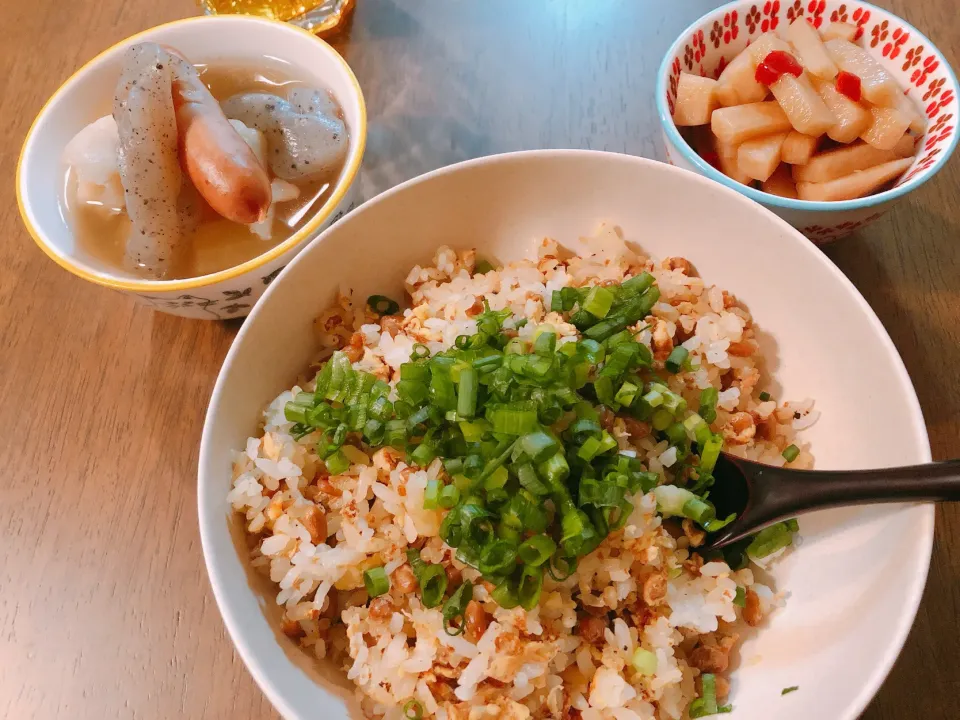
[199,151,933,720]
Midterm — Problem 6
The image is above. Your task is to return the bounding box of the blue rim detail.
[655,0,960,212]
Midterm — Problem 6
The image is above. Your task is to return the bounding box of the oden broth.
[61,56,348,280]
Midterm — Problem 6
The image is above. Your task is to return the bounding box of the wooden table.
[2,1,958,717]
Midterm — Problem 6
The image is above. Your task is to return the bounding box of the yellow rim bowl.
[16,15,367,293]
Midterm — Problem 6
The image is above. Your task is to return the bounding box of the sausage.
[163,46,272,224]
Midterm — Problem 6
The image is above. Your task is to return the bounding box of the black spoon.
[703,452,960,550]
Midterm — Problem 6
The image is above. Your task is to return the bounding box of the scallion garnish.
[733,586,746,607]
[781,686,799,695]
[747,521,798,559]
[402,698,424,719]
[367,294,400,316]
[302,270,750,613]
[782,444,800,463]
[665,346,689,373]
[518,534,558,566]
[759,391,771,401]
[363,566,390,598]
[631,647,658,675]
[442,581,473,635]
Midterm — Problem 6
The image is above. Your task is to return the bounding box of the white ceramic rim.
[198,149,934,720]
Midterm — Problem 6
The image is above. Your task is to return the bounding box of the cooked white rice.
[228,225,815,719]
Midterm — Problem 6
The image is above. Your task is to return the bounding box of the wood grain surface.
[1,1,958,718]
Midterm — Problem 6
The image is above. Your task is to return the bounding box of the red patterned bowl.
[656,0,958,243]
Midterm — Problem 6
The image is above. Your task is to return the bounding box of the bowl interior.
[659,0,958,200]
[17,15,364,286]
[199,151,933,720]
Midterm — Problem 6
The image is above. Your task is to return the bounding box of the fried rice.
[227,225,816,720]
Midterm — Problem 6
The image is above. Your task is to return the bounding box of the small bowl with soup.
[17,15,366,319]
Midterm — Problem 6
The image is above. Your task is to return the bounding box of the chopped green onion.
[643,388,665,408]
[419,564,448,607]
[539,451,570,486]
[424,479,441,510]
[583,286,615,318]
[518,535,558,566]
[759,391,771,401]
[442,581,473,635]
[534,331,557,357]
[665,346,689,373]
[614,381,640,406]
[620,271,655,297]
[479,540,518,575]
[518,565,543,610]
[782,444,800,463]
[652,408,673,432]
[699,433,723,473]
[654,485,698,517]
[547,554,577,581]
[457,366,478,418]
[406,548,448,607]
[491,579,520,609]
[689,673,720,718]
[363,566,390,597]
[439,484,461,509]
[325,449,350,475]
[483,465,509,490]
[631,647,658,675]
[781,686,799,695]
[516,463,550,495]
[402,698,424,720]
[368,294,400,316]
[733,586,746,607]
[682,496,716,525]
[487,404,539,435]
[550,290,564,313]
[747,522,796,559]
[520,430,560,464]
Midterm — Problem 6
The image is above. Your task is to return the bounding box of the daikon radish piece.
[715,138,754,185]
[796,157,914,200]
[820,22,859,43]
[711,101,793,145]
[781,131,819,164]
[673,72,721,126]
[861,106,911,150]
[792,141,901,182]
[895,92,928,135]
[824,39,902,107]
[769,72,837,136]
[716,51,769,106]
[812,75,872,143]
[748,32,794,62]
[893,132,918,158]
[761,163,799,198]
[785,19,838,79]
[738,132,789,181]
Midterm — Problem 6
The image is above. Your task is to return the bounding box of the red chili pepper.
[702,152,720,169]
[836,70,863,102]
[755,50,804,85]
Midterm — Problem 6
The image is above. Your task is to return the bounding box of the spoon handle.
[771,459,960,514]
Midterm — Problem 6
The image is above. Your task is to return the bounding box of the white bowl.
[656,0,959,244]
[199,151,933,720]
[17,15,366,319]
